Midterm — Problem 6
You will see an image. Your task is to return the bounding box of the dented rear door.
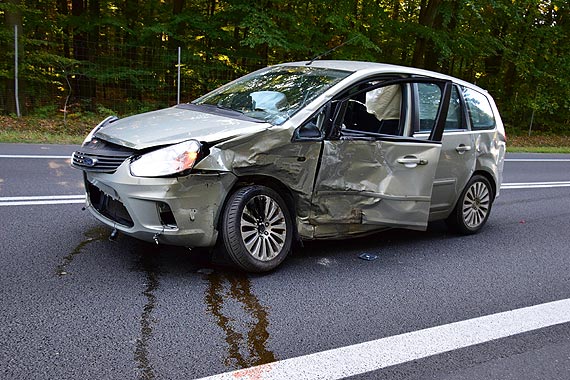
[310,78,452,231]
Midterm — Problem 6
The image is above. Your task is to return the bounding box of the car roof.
[277,60,488,93]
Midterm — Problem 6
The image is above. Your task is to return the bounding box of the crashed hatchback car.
[72,61,506,272]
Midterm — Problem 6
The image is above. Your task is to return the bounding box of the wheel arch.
[472,169,497,201]
[446,170,496,234]
[445,169,496,221]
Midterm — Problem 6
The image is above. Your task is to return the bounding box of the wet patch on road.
[56,226,108,276]
[204,270,276,369]
[134,248,160,380]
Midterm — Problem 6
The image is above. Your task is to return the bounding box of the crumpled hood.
[95,106,269,150]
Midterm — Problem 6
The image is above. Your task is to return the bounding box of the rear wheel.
[447,175,494,234]
[221,185,293,272]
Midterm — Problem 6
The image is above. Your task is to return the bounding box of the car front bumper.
[83,161,237,247]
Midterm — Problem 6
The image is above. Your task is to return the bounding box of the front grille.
[87,181,134,228]
[72,151,130,172]
[72,139,135,173]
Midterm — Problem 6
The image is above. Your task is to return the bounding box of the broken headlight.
[130,140,201,177]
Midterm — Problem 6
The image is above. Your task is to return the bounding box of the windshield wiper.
[182,103,264,123]
[191,102,244,115]
[215,103,245,115]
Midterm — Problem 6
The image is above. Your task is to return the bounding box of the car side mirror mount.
[294,122,322,140]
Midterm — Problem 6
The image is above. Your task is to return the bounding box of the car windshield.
[192,66,351,125]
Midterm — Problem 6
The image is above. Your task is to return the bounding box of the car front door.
[310,78,451,232]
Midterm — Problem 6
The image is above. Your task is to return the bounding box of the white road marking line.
[0,199,86,206]
[1,195,85,201]
[0,180,568,207]
[0,195,85,207]
[196,298,570,380]
[1,156,569,161]
[0,155,71,159]
[501,181,570,189]
[505,158,570,162]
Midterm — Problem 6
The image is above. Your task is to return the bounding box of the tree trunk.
[391,0,400,20]
[411,0,443,68]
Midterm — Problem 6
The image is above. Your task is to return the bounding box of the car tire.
[221,185,293,272]
[446,175,494,235]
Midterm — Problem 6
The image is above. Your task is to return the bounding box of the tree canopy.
[1,0,569,133]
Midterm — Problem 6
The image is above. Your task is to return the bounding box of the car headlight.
[82,115,118,146]
[130,140,202,177]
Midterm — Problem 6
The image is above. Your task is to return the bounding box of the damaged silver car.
[72,61,506,272]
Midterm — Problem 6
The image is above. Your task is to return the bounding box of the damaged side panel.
[197,129,442,240]
[474,129,506,197]
[310,139,441,234]
[195,126,323,224]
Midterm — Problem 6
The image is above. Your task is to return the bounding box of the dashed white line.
[195,298,570,380]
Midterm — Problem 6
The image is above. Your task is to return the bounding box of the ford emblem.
[83,157,98,167]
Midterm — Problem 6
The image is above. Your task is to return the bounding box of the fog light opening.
[157,202,178,229]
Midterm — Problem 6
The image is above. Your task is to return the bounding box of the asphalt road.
[1,143,570,379]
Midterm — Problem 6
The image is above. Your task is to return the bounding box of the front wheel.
[221,185,293,272]
[447,175,494,235]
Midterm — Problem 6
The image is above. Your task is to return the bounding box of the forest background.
[1,0,570,146]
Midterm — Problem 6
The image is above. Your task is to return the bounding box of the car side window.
[340,83,404,136]
[416,83,443,133]
[462,87,495,130]
[445,86,465,131]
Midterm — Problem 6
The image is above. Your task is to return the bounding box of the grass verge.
[1,115,570,153]
[0,115,98,145]
[0,129,84,145]
[507,135,570,153]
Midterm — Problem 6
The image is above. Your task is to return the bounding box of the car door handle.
[455,144,472,154]
[397,155,428,168]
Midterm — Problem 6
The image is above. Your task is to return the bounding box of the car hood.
[95,105,269,150]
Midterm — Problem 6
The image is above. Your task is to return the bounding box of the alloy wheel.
[239,195,287,261]
[462,181,490,229]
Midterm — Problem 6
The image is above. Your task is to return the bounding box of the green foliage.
[32,104,59,118]
[0,0,569,133]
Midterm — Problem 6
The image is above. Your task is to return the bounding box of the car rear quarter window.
[462,87,496,130]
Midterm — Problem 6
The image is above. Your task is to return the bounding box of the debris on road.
[359,253,379,261]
